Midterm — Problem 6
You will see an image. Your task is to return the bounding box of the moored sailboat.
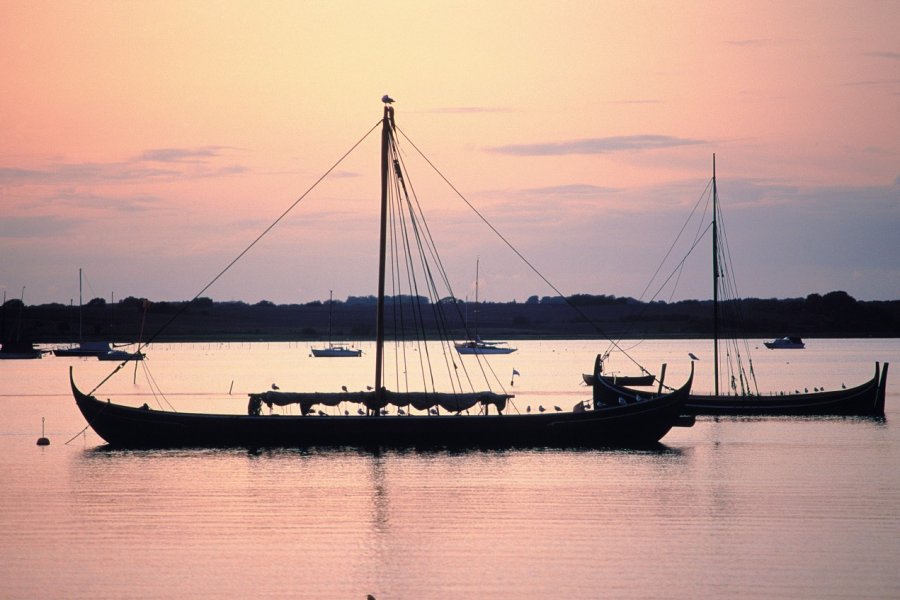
[53,269,115,358]
[310,291,362,357]
[454,259,516,355]
[70,100,693,449]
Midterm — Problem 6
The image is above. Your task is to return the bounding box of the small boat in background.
[764,336,805,349]
[455,337,517,355]
[54,340,113,358]
[311,344,362,358]
[97,348,145,362]
[310,291,362,358]
[455,259,516,355]
[53,270,116,358]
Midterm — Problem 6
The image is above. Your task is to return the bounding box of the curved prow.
[875,362,889,416]
[681,361,695,396]
[69,366,92,404]
[69,365,78,394]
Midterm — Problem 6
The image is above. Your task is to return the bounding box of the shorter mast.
[327,290,334,348]
[712,154,719,397]
[474,257,480,339]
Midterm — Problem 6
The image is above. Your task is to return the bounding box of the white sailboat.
[310,291,361,357]
[53,269,144,361]
[454,259,516,355]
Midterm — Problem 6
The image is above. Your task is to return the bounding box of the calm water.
[2,339,899,599]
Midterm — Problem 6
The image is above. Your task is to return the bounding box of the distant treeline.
[3,290,899,343]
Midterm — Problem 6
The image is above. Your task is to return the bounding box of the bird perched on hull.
[271,383,279,390]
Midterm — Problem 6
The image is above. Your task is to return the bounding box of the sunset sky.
[2,1,898,307]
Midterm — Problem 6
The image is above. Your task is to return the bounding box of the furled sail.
[251,391,367,415]
[384,390,510,414]
[249,389,512,415]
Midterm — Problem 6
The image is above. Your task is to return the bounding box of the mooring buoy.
[36,416,50,446]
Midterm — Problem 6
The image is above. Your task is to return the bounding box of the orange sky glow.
[2,1,898,306]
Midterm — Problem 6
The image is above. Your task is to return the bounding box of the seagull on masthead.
[382,94,395,104]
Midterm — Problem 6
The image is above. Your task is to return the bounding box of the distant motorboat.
[764,336,805,349]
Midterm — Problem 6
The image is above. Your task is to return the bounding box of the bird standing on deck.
[271,383,279,390]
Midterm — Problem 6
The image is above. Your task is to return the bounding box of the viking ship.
[590,156,888,417]
[70,100,694,449]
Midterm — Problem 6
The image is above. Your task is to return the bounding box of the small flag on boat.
[511,368,520,386]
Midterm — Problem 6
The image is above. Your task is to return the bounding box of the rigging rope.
[601,179,713,362]
[385,131,507,398]
[90,119,383,392]
[395,126,642,372]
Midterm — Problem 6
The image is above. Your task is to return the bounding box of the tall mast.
[712,154,719,396]
[374,104,394,399]
[78,267,83,343]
